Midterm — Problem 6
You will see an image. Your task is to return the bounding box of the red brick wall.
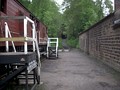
[79,12,120,71]
[79,33,88,54]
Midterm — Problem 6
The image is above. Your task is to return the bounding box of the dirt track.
[35,49,120,90]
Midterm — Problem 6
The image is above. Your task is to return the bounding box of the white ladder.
[47,38,58,58]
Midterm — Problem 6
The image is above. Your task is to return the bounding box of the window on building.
[0,0,6,13]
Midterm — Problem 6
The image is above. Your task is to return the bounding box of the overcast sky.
[54,0,64,5]
[55,0,114,5]
[54,0,115,14]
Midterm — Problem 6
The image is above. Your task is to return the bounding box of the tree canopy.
[19,0,113,48]
[62,0,113,47]
[19,0,62,37]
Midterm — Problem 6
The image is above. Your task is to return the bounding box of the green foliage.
[67,37,78,48]
[19,0,113,48]
[19,0,63,37]
[62,0,113,48]
[58,38,63,49]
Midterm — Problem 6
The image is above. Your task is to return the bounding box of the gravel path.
[35,49,120,90]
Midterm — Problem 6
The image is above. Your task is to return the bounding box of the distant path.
[35,49,120,90]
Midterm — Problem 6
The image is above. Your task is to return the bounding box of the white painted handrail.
[5,22,16,52]
[0,16,41,82]
[47,38,58,57]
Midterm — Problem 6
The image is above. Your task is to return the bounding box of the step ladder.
[47,38,58,58]
[0,16,41,90]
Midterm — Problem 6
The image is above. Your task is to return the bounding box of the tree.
[19,0,63,37]
[62,0,113,48]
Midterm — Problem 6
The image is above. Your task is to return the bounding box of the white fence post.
[24,18,28,54]
[5,22,9,52]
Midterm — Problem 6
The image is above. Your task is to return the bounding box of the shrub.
[67,38,79,48]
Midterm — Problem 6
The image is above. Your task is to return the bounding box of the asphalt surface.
[35,49,120,90]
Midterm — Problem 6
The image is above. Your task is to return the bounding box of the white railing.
[0,16,41,79]
[47,38,58,58]
[5,22,16,52]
